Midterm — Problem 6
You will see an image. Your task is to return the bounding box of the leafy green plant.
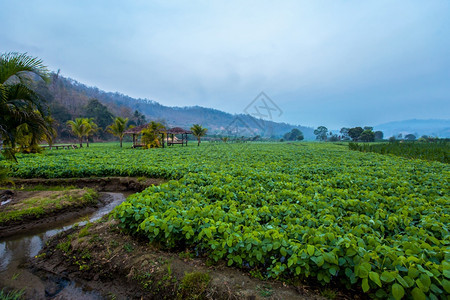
[349,140,449,163]
[1,142,449,299]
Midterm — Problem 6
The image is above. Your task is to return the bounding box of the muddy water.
[0,192,127,299]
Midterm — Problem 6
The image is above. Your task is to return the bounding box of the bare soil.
[31,219,329,300]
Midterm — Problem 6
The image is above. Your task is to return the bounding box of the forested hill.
[38,73,315,139]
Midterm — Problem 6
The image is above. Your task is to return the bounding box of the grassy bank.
[0,188,98,225]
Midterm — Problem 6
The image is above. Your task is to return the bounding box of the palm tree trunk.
[197,137,200,146]
[120,137,123,148]
[79,137,83,148]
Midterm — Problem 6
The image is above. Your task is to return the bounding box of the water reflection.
[0,192,126,297]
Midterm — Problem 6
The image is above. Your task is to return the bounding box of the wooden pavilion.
[124,125,193,148]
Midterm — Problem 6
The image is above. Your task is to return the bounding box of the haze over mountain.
[41,74,449,140]
[42,74,315,139]
[374,119,450,139]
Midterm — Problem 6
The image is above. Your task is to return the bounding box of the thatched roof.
[166,127,193,134]
[124,125,192,135]
[124,124,148,134]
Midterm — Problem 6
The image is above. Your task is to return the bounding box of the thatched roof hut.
[125,124,192,148]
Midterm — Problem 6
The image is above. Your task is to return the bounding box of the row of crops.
[1,142,449,299]
[348,141,449,164]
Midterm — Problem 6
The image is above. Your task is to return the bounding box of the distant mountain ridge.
[374,119,450,138]
[44,74,315,139]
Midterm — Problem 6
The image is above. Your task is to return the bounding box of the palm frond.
[0,52,49,84]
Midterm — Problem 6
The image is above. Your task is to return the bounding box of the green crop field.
[1,142,449,299]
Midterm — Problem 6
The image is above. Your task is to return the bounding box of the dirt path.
[32,219,327,300]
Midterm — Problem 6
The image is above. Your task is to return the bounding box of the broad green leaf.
[408,267,420,279]
[381,271,395,283]
[395,274,408,288]
[362,278,369,292]
[411,287,426,300]
[442,279,450,293]
[392,283,405,300]
[369,272,382,287]
[307,245,315,256]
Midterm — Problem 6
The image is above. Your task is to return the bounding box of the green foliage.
[314,126,328,141]
[283,128,304,141]
[349,140,449,163]
[1,143,449,299]
[141,121,165,149]
[107,117,129,147]
[0,52,54,160]
[190,124,208,146]
[83,98,114,130]
[178,272,210,299]
[359,130,375,142]
[0,165,10,185]
[348,127,363,141]
[0,288,25,300]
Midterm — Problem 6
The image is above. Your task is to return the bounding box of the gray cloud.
[1,0,449,128]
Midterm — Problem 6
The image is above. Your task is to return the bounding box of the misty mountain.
[374,119,450,138]
[43,74,315,139]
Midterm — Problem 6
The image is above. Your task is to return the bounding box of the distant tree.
[221,137,229,143]
[348,127,364,141]
[83,99,114,130]
[397,133,403,140]
[389,136,396,142]
[67,118,88,147]
[359,130,375,142]
[141,121,165,148]
[283,128,304,141]
[374,131,384,140]
[314,126,328,141]
[340,127,350,140]
[191,124,208,146]
[133,110,146,126]
[84,118,98,147]
[328,134,339,142]
[405,134,416,141]
[107,117,129,147]
[364,126,373,131]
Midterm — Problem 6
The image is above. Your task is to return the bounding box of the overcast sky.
[1,0,449,128]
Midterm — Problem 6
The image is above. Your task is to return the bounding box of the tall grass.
[349,140,449,163]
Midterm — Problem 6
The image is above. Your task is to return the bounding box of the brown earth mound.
[32,220,327,300]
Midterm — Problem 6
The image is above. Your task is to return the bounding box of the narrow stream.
[0,192,127,299]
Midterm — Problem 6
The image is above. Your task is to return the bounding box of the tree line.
[313,126,384,142]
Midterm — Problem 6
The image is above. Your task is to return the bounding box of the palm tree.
[0,52,53,160]
[190,124,208,146]
[84,118,98,147]
[106,117,129,147]
[67,118,88,148]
